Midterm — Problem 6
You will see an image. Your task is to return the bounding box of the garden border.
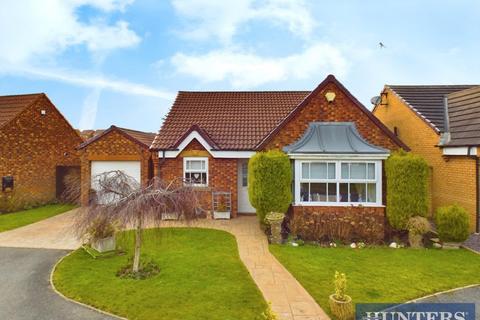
[49,250,127,320]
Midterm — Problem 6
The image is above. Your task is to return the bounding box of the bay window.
[296,160,382,206]
[183,157,208,186]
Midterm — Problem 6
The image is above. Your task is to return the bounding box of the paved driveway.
[0,209,80,250]
[0,247,115,320]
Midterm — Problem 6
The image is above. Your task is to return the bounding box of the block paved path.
[161,216,330,320]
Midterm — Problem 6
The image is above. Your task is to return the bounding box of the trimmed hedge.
[248,150,292,223]
[385,151,429,230]
[435,205,470,242]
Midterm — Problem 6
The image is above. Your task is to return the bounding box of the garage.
[91,160,141,186]
[78,125,157,206]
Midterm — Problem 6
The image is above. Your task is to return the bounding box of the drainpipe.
[157,150,166,179]
[476,156,479,233]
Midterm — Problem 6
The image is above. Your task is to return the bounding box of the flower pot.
[408,233,423,248]
[213,211,231,219]
[329,294,354,320]
[92,235,116,253]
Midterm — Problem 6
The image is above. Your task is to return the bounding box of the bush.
[385,151,429,230]
[435,205,470,242]
[248,150,292,223]
[407,216,431,235]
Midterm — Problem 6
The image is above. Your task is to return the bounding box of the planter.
[162,212,179,220]
[92,235,116,253]
[266,212,285,245]
[408,233,423,248]
[213,211,231,219]
[329,294,354,320]
[442,242,462,249]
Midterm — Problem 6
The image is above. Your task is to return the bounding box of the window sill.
[293,202,385,208]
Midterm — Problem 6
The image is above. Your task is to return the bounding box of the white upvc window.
[295,160,382,206]
[183,157,208,187]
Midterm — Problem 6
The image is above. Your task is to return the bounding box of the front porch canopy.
[283,122,390,207]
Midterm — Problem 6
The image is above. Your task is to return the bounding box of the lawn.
[270,245,480,312]
[53,228,267,320]
[0,204,76,232]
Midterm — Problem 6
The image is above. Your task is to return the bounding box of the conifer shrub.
[385,151,429,230]
[435,205,470,242]
[248,150,292,223]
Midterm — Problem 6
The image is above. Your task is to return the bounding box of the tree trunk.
[132,214,142,273]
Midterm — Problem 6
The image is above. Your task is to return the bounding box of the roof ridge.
[178,90,311,93]
[115,126,157,135]
[0,93,45,98]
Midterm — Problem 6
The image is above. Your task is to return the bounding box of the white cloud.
[9,66,175,99]
[171,0,315,43]
[0,0,140,64]
[170,44,348,88]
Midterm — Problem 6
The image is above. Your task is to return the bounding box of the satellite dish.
[370,96,381,105]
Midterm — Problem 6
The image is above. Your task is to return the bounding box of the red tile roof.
[78,125,157,149]
[0,93,44,128]
[152,75,408,151]
[151,91,310,150]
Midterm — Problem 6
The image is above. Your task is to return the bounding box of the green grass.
[53,228,267,320]
[270,245,480,311]
[0,204,76,232]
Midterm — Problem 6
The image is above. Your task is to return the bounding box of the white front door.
[237,159,256,214]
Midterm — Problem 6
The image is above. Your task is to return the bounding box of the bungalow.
[373,84,480,233]
[151,75,407,239]
[0,93,83,212]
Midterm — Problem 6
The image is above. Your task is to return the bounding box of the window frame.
[183,157,209,187]
[295,159,383,207]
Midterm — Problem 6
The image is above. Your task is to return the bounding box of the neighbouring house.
[373,84,480,233]
[151,75,407,240]
[0,93,83,212]
[78,125,156,205]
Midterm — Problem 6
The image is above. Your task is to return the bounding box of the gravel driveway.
[0,247,116,320]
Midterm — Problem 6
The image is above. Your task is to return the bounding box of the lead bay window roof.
[283,122,389,155]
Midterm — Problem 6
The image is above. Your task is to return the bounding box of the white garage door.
[91,161,141,188]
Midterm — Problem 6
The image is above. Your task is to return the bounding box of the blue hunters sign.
[356,303,476,320]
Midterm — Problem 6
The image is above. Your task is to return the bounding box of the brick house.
[373,85,480,233]
[78,125,156,205]
[151,75,407,239]
[0,93,83,212]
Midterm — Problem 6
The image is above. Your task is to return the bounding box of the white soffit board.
[159,130,255,159]
[442,147,477,156]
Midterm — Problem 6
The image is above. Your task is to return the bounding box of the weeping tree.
[70,171,199,273]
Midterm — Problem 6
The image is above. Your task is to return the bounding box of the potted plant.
[266,212,285,244]
[406,216,431,248]
[88,219,116,253]
[435,205,470,249]
[329,271,354,320]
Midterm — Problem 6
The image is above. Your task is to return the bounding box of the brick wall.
[158,139,238,217]
[79,129,152,206]
[264,82,402,151]
[0,96,82,212]
[374,88,477,231]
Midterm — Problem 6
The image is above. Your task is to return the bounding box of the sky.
[1,0,479,133]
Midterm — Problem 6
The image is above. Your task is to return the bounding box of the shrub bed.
[290,206,385,243]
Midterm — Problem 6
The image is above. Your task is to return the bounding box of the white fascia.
[442,146,477,156]
[288,153,390,160]
[158,130,255,159]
